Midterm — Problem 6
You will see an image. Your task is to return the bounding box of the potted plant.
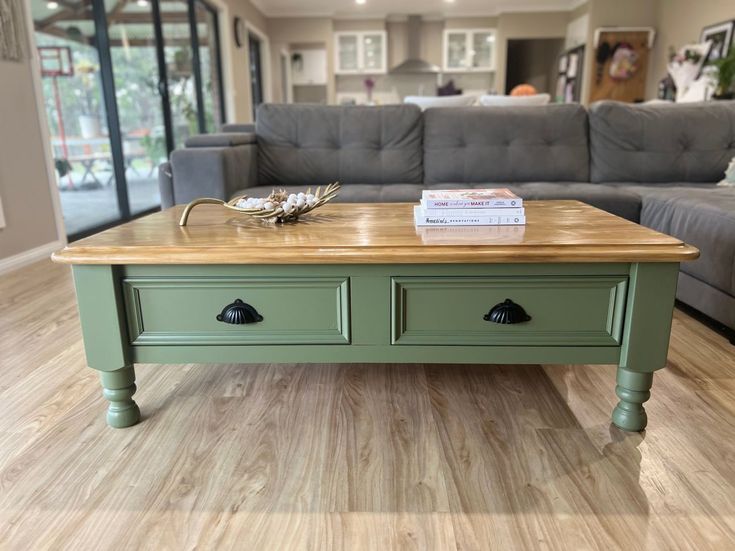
[75,58,101,138]
[712,47,735,99]
[170,48,192,77]
[140,132,167,165]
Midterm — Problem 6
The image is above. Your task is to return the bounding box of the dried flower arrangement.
[179,182,341,226]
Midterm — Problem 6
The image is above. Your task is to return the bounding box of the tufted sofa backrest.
[256,103,423,186]
[422,104,590,184]
[589,100,735,183]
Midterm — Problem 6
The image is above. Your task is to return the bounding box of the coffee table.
[53,201,698,431]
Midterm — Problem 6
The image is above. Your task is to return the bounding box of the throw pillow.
[719,156,735,187]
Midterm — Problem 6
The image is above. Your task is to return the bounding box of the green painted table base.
[72,262,680,432]
[100,366,140,428]
[612,368,653,432]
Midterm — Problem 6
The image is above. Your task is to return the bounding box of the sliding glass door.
[33,0,121,235]
[104,0,167,215]
[195,1,225,132]
[160,0,197,149]
[158,0,224,148]
[31,0,225,238]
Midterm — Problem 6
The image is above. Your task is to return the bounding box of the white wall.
[566,13,589,49]
[0,1,64,273]
[318,12,569,104]
[214,0,270,123]
[648,0,735,99]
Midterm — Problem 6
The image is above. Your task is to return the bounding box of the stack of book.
[414,189,525,227]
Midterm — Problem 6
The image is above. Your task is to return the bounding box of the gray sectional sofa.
[159,101,735,332]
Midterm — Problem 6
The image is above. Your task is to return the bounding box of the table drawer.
[123,277,350,345]
[391,276,627,346]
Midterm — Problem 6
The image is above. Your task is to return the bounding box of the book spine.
[421,198,523,209]
[415,215,526,226]
[420,206,525,217]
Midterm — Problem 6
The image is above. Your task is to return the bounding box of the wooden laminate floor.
[1,260,734,550]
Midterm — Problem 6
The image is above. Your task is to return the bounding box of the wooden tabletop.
[52,201,699,265]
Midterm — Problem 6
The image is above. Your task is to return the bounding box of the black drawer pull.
[216,299,263,324]
[483,299,531,324]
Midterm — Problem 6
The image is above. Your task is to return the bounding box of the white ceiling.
[251,0,586,18]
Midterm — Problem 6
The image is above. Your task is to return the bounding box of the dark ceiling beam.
[38,9,87,29]
[35,23,208,49]
[57,0,87,8]
[110,37,209,47]
[109,12,190,24]
[34,22,93,46]
[37,0,91,30]
[38,11,190,28]
[106,0,129,25]
[35,1,209,50]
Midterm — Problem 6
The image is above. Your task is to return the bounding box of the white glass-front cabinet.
[335,31,388,74]
[443,29,496,72]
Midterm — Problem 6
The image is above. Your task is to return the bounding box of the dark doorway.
[249,33,264,120]
[505,38,565,94]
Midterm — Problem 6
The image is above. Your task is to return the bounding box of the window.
[32,0,226,238]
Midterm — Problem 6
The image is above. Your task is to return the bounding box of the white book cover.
[419,203,525,217]
[416,224,526,244]
[414,206,526,226]
[421,188,523,209]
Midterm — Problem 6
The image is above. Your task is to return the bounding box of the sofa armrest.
[167,144,258,207]
[184,132,255,148]
[221,123,255,134]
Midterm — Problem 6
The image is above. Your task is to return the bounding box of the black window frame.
[33,0,227,241]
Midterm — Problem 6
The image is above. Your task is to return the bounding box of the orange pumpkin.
[510,84,538,96]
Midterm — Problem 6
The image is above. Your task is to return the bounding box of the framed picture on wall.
[0,0,25,61]
[700,20,734,63]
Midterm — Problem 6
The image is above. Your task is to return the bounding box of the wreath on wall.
[609,42,639,80]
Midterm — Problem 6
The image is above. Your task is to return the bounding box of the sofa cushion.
[589,100,735,183]
[234,182,640,221]
[404,95,477,109]
[510,182,641,221]
[221,123,256,133]
[235,184,423,203]
[423,104,590,184]
[677,272,735,331]
[478,93,550,106]
[419,182,640,221]
[236,183,524,203]
[624,184,735,296]
[256,104,423,187]
[185,132,255,148]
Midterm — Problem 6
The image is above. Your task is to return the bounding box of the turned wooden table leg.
[612,367,653,432]
[72,265,140,428]
[612,262,680,432]
[99,366,140,428]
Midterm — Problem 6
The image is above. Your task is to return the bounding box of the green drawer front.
[123,277,350,345]
[391,276,627,346]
